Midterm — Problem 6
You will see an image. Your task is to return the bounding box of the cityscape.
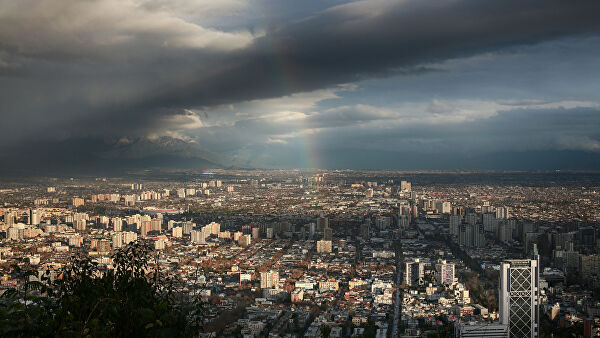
[2,0,600,337]
[1,171,600,337]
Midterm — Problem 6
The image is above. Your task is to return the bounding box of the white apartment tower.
[435,260,455,286]
[260,270,279,289]
[29,209,40,225]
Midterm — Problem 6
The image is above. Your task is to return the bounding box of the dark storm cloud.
[146,0,600,109]
[1,0,600,171]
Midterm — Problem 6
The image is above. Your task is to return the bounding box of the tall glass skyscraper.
[499,249,540,338]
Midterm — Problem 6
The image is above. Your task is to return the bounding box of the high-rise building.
[499,252,540,338]
[150,218,161,232]
[435,201,451,214]
[182,221,194,235]
[191,229,206,244]
[459,223,485,248]
[316,213,328,232]
[375,216,390,230]
[140,221,151,237]
[112,232,123,249]
[450,215,461,237]
[72,197,85,207]
[579,226,596,249]
[171,226,183,238]
[483,213,497,233]
[75,219,86,232]
[238,234,251,247]
[111,231,137,249]
[154,239,164,250]
[260,270,279,289]
[308,222,316,238]
[465,213,478,226]
[323,227,333,241]
[111,217,121,232]
[496,206,511,220]
[400,180,411,192]
[405,259,426,286]
[317,240,332,253]
[97,239,111,253]
[208,222,221,235]
[474,224,486,248]
[459,224,473,247]
[123,231,137,245]
[233,231,242,241]
[69,234,83,247]
[29,209,40,225]
[167,220,176,230]
[360,223,370,239]
[7,227,21,241]
[581,254,600,281]
[498,221,512,244]
[435,260,455,286]
[4,211,15,226]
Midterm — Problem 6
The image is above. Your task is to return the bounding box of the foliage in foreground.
[0,242,203,337]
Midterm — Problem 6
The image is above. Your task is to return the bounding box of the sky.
[1,0,600,173]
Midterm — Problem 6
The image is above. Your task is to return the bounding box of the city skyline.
[1,1,600,173]
[1,170,594,336]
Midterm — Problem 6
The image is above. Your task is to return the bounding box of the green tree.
[0,242,197,337]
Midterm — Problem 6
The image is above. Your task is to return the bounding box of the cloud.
[556,136,600,152]
[1,0,600,171]
[135,0,248,21]
[0,0,254,60]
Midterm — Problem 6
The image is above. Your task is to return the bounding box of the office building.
[499,254,540,338]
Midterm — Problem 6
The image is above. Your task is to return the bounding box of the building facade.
[499,258,539,338]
